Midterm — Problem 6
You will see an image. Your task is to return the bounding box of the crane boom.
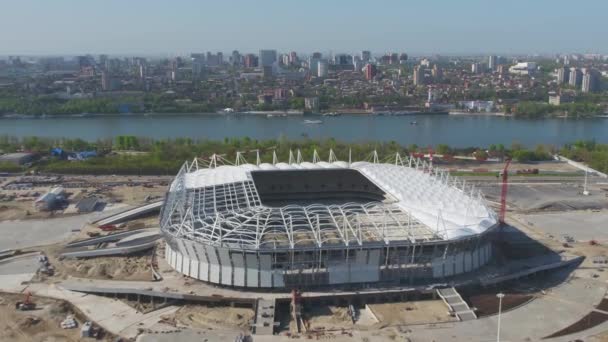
[499,158,512,225]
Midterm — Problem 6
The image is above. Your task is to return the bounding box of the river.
[1,113,607,148]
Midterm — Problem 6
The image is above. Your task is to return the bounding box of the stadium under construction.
[160,151,499,289]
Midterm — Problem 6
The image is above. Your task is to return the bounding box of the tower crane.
[499,158,512,225]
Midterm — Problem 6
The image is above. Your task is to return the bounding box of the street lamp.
[496,292,505,342]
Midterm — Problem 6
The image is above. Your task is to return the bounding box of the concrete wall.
[164,239,493,288]
[328,249,380,284]
[431,243,492,279]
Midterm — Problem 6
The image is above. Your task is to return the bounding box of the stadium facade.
[160,152,498,289]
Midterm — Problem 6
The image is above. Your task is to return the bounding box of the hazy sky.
[1,0,607,56]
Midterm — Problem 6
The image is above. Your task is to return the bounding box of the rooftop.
[161,154,497,251]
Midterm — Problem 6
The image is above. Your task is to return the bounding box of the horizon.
[1,0,607,55]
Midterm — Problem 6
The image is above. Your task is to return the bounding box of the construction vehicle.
[15,292,36,311]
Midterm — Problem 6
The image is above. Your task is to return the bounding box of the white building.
[508,62,537,75]
[317,60,328,77]
[458,100,495,112]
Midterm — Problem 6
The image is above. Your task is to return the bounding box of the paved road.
[521,211,608,242]
[0,205,130,251]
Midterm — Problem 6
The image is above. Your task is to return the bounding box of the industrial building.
[160,153,498,290]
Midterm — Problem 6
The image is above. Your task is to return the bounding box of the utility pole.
[496,292,505,342]
[583,168,590,196]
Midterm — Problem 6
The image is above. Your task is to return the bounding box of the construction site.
[1,151,608,341]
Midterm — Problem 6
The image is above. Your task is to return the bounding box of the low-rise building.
[509,62,537,75]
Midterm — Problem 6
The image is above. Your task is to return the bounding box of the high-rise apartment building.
[488,55,497,71]
[259,50,277,67]
[557,66,570,84]
[361,50,371,62]
[413,65,425,85]
[364,63,377,80]
[317,60,328,77]
[582,69,601,93]
[569,67,582,87]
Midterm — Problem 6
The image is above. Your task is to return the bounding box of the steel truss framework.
[160,150,497,252]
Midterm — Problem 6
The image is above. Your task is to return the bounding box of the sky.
[1,0,607,56]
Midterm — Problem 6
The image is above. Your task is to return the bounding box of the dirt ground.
[31,242,154,282]
[0,174,169,222]
[0,292,112,342]
[58,247,153,282]
[305,305,353,331]
[171,304,254,331]
[0,202,56,221]
[467,293,534,317]
[58,253,154,281]
[367,300,457,326]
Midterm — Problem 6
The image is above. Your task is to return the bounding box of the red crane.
[499,158,512,225]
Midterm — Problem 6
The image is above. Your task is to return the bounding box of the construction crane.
[499,158,512,225]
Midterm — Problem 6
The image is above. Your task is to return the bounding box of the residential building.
[582,69,601,93]
[556,66,569,84]
[244,54,258,68]
[361,50,371,62]
[305,97,319,111]
[317,60,328,77]
[548,94,572,105]
[471,63,483,74]
[488,55,497,71]
[413,65,425,86]
[432,65,443,80]
[101,70,114,91]
[509,62,537,75]
[259,49,277,67]
[289,51,298,64]
[569,67,582,87]
[364,63,377,80]
[231,50,241,66]
[308,57,320,75]
[334,54,352,65]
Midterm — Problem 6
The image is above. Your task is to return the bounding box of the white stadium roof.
[162,155,498,250]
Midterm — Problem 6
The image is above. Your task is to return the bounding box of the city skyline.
[1,0,607,55]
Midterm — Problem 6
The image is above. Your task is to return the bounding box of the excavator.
[15,291,36,311]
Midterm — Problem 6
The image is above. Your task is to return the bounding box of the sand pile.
[61,254,152,281]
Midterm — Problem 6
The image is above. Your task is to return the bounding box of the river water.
[1,114,607,147]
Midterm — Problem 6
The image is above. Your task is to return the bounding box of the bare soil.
[467,293,534,317]
[305,305,353,331]
[367,300,457,325]
[172,304,254,330]
[59,253,154,281]
[0,292,113,342]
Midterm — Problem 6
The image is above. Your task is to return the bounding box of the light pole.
[496,292,505,342]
